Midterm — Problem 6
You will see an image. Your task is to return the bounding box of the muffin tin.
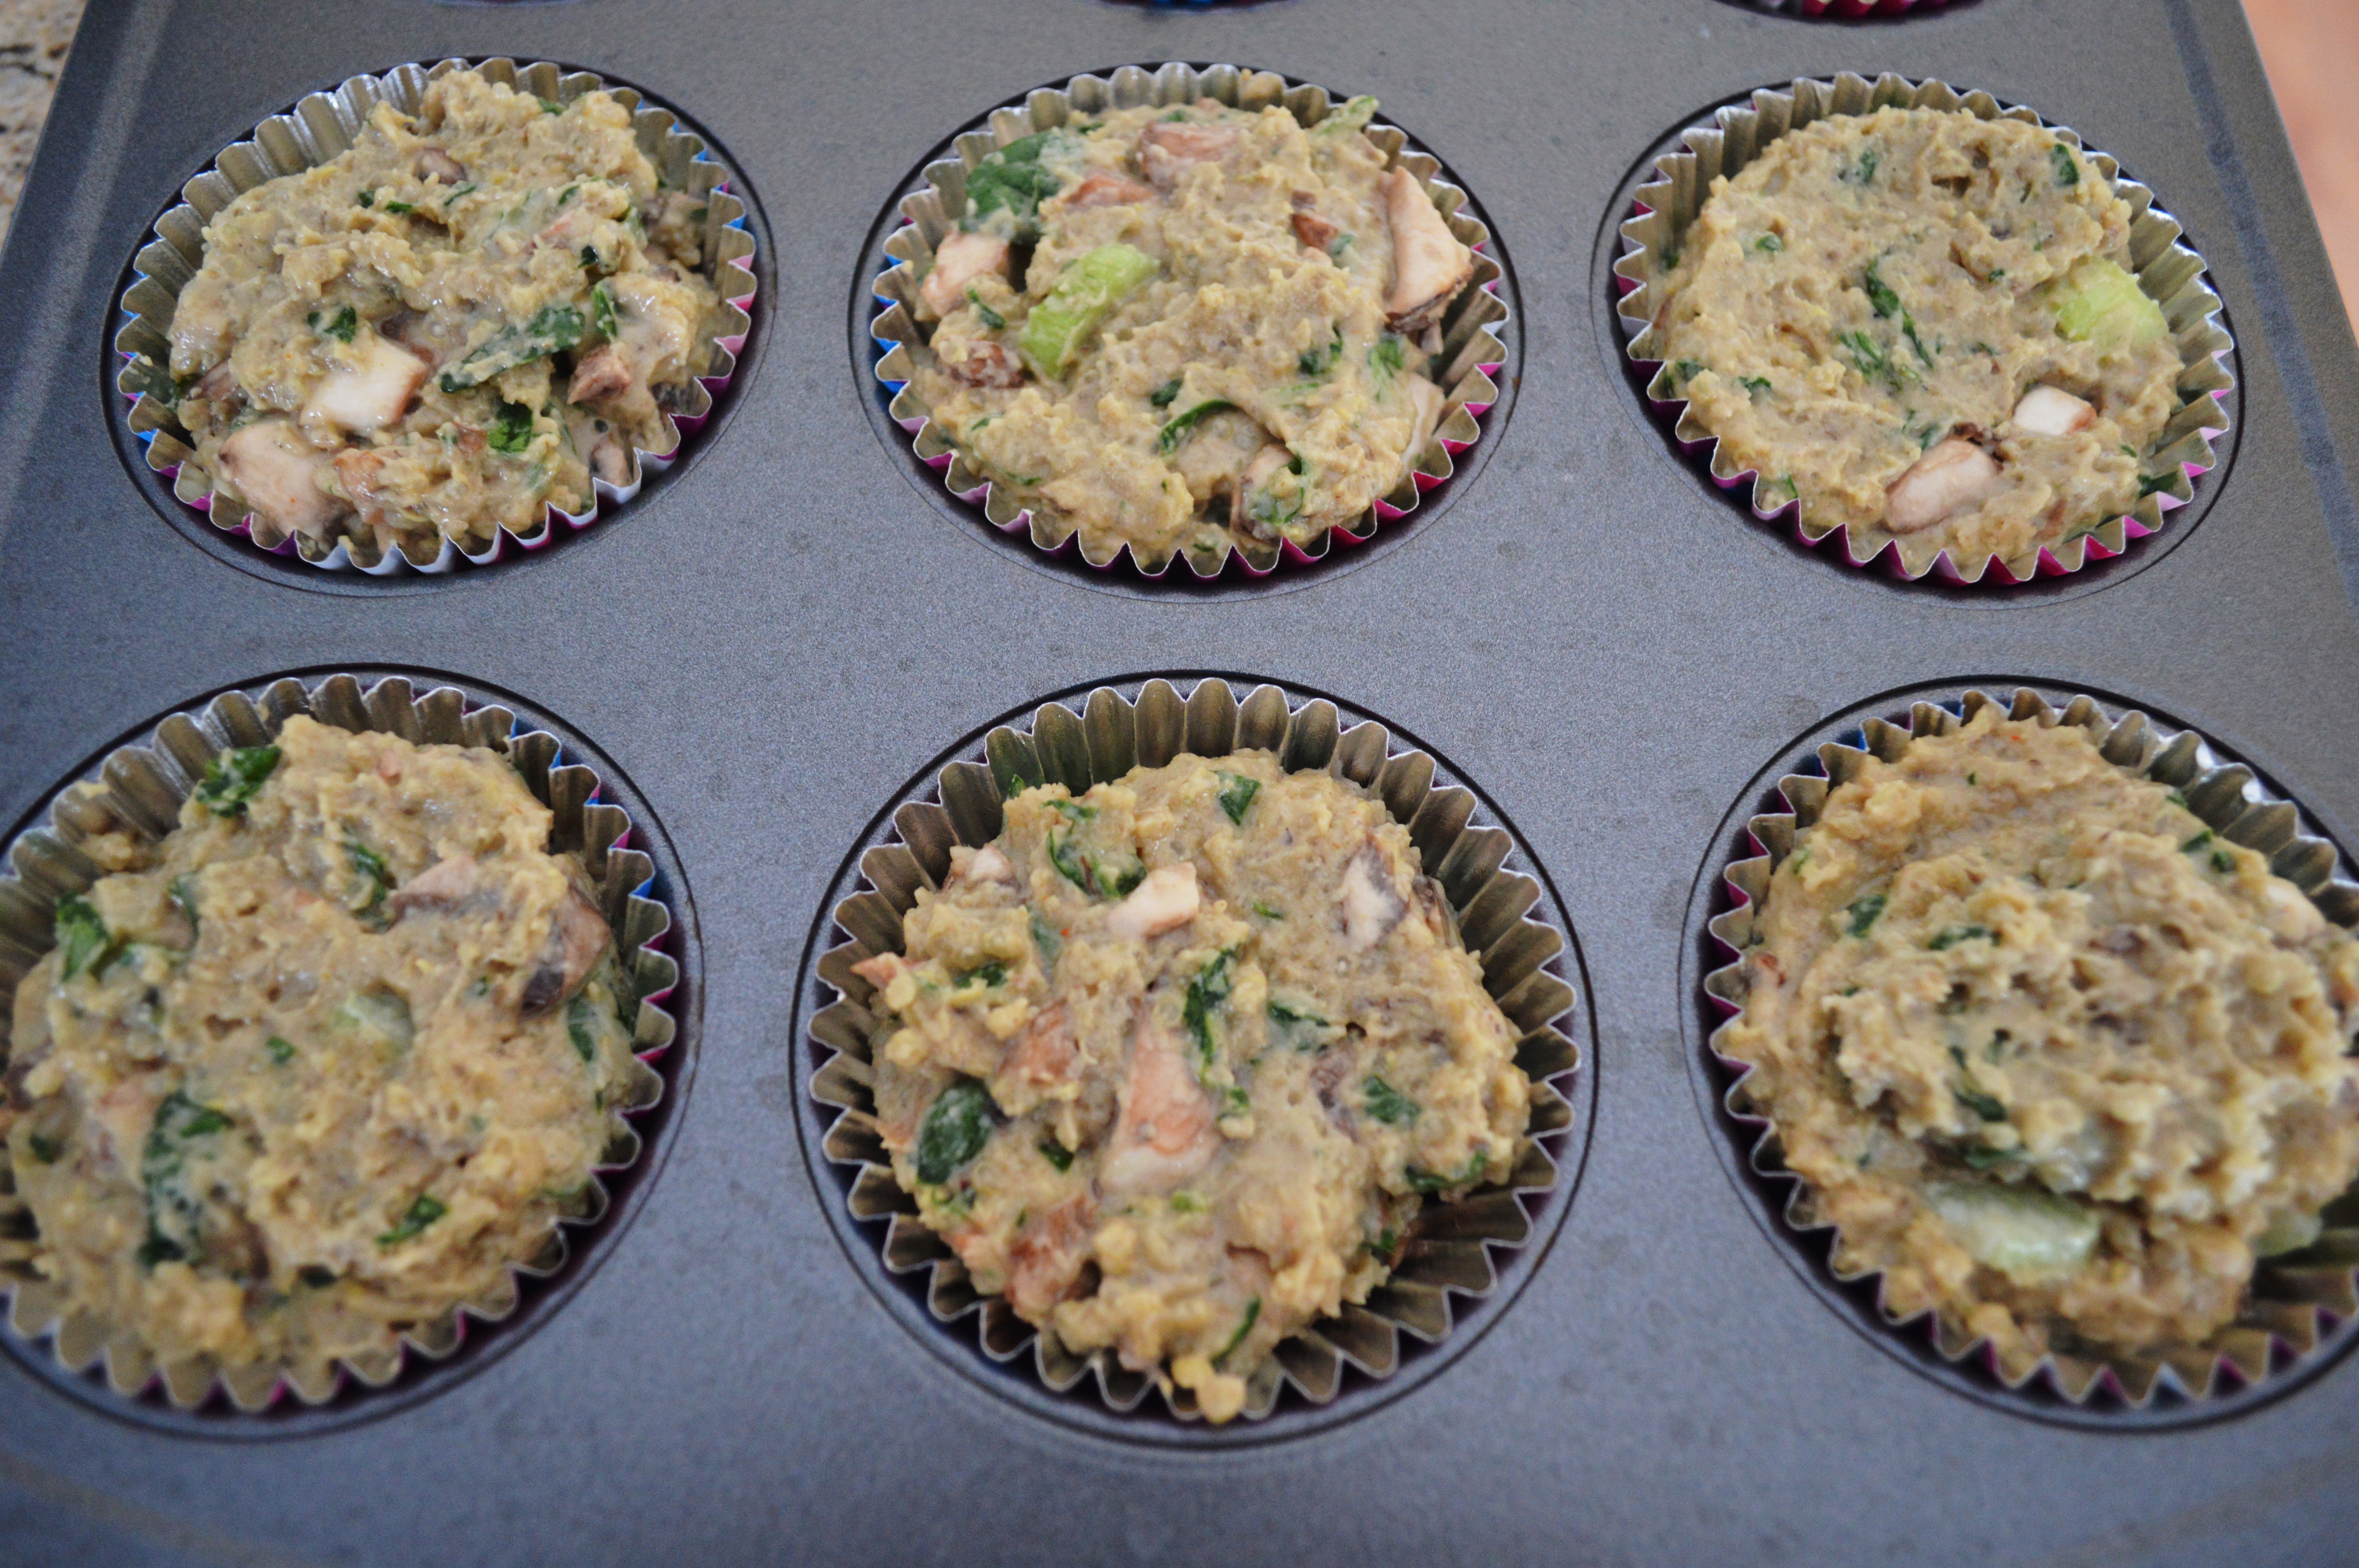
[7,0,2359,1560]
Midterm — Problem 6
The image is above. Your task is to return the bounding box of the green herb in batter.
[1839,148,1879,186]
[1319,95,1378,136]
[1298,325,1345,377]
[488,399,536,455]
[1902,318,1935,364]
[1038,1137,1074,1172]
[954,960,1010,989]
[1216,773,1261,823]
[28,1134,62,1164]
[1265,999,1330,1051]
[2180,829,2214,853]
[357,189,376,208]
[1328,232,1354,260]
[1846,893,1887,936]
[1046,798,1095,821]
[138,1091,233,1269]
[1184,949,1238,1070]
[1370,334,1406,383]
[1739,376,1773,398]
[1954,1082,2008,1123]
[591,279,619,341]
[1658,242,1680,269]
[442,181,478,207]
[1755,233,1783,253]
[1863,259,1903,320]
[1670,358,1704,392]
[1149,377,1183,408]
[1928,924,1996,951]
[378,1194,448,1247]
[266,1036,295,1065]
[1253,901,1283,921]
[1405,1147,1490,1195]
[380,199,415,215]
[965,287,1006,330]
[915,1078,996,1184]
[2212,847,2235,874]
[310,305,357,345]
[1028,908,1063,969]
[1838,329,1910,395]
[1212,1296,1261,1369]
[2050,144,2080,187]
[1170,1192,1207,1214]
[345,838,391,927]
[540,98,564,114]
[965,131,1070,239]
[2137,472,2177,498]
[1962,1145,2020,1170]
[168,874,200,938]
[1156,399,1239,455]
[1363,1075,1420,1125]
[1366,1227,1399,1260]
[567,994,598,1062]
[54,895,122,980]
[1223,1085,1249,1117]
[440,304,585,392]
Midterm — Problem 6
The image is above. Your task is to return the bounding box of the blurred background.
[0,0,2351,341]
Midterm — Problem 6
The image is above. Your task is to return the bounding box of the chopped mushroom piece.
[1100,1007,1219,1197]
[387,854,485,919]
[942,341,1026,388]
[1138,120,1241,192]
[2011,385,2097,437]
[1105,863,1199,942]
[1339,843,1407,950]
[1066,172,1157,211]
[920,230,1011,319]
[302,335,430,434]
[413,147,467,185]
[1289,192,1340,252]
[519,886,609,1015]
[1885,437,2003,533]
[954,845,1018,886]
[216,417,342,535]
[567,344,634,403]
[1380,167,1473,334]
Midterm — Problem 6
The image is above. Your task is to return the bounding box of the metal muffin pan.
[4,0,2358,1562]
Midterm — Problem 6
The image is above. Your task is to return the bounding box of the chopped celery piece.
[1318,96,1378,136]
[1017,243,1158,380]
[2044,258,2166,352]
[1927,1181,2097,1281]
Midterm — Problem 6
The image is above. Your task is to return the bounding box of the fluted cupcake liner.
[1705,688,2359,1407]
[809,679,1579,1422]
[114,58,758,575]
[871,62,1508,579]
[1615,74,2233,585]
[0,673,679,1411]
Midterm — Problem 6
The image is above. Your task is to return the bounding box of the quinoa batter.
[1717,709,2359,1373]
[1650,107,2185,573]
[0,717,640,1383]
[909,96,1474,573]
[161,69,721,564]
[856,751,1530,1421]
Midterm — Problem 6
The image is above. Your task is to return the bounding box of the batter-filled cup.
[871,63,1508,579]
[114,58,758,575]
[1707,689,2359,1405]
[809,680,1578,1421]
[0,674,678,1411]
[1616,74,2232,584]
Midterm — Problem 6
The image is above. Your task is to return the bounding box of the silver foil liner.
[114,58,759,575]
[1706,688,2359,1405]
[871,63,1509,579]
[1614,75,2234,585]
[809,680,1579,1421]
[0,673,679,1411]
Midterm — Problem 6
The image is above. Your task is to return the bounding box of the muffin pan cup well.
[807,678,1581,1426]
[112,57,758,576]
[1703,687,2359,1410]
[0,673,680,1413]
[1614,73,2234,586]
[870,62,1509,581]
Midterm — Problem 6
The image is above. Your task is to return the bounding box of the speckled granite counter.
[0,0,81,245]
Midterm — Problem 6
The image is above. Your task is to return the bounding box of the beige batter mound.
[164,69,720,562]
[856,751,1530,1421]
[0,717,639,1381]
[909,96,1474,572]
[1650,107,2184,572]
[1718,709,2359,1372]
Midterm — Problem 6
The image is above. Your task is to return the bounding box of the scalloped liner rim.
[1703,690,2359,1408]
[115,57,759,576]
[0,677,680,1413]
[1613,78,2233,586]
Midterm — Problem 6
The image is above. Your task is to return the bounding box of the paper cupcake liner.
[1736,0,1953,15]
[871,63,1509,580]
[113,58,758,575]
[808,679,1580,1422]
[1705,687,2359,1408]
[0,673,679,1412]
[1614,74,2234,585]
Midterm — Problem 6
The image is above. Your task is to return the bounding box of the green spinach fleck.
[1217,773,1261,824]
[1363,1074,1420,1125]
[377,1194,448,1247]
[195,745,280,817]
[916,1078,996,1185]
[1846,893,1887,937]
